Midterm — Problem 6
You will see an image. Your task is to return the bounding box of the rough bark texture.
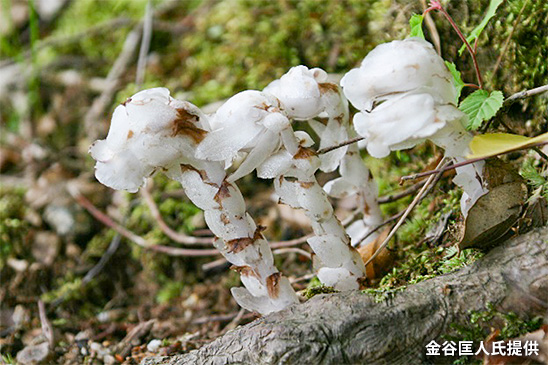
[143,227,548,365]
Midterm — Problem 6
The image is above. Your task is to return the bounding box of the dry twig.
[68,186,220,257]
[364,158,449,267]
[38,300,55,350]
[140,186,214,245]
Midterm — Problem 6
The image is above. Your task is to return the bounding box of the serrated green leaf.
[409,14,424,39]
[459,90,504,130]
[444,61,464,102]
[458,0,503,55]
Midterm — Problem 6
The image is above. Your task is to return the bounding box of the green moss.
[171,0,388,105]
[302,277,338,299]
[362,285,407,303]
[0,187,29,266]
[41,277,85,304]
[156,280,185,303]
[445,303,543,363]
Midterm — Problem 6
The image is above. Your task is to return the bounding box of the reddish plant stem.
[71,190,220,257]
[425,1,483,89]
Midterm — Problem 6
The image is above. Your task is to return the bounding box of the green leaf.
[458,0,503,55]
[409,14,425,39]
[444,61,464,102]
[459,90,504,130]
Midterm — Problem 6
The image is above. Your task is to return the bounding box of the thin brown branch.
[140,187,214,245]
[425,1,483,88]
[364,158,449,267]
[355,211,404,247]
[377,180,427,204]
[69,186,220,257]
[420,0,441,55]
[505,84,548,104]
[317,136,364,155]
[84,24,142,140]
[400,141,548,183]
[38,300,55,350]
[135,0,153,88]
[272,248,312,260]
[289,273,315,284]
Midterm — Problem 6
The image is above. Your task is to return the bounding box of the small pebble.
[147,339,162,353]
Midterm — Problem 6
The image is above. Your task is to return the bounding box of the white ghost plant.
[265,66,383,246]
[341,38,487,215]
[90,88,298,315]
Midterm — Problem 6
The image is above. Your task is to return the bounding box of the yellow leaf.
[468,132,548,159]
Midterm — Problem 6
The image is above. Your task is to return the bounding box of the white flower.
[195,90,289,181]
[264,65,328,120]
[341,38,466,159]
[89,88,208,192]
[341,37,457,111]
[353,93,464,158]
[342,38,487,216]
[266,65,352,172]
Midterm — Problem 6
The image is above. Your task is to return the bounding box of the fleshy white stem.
[170,161,298,314]
[270,139,367,290]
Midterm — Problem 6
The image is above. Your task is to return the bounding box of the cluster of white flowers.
[91,87,298,314]
[90,38,483,314]
[341,38,487,215]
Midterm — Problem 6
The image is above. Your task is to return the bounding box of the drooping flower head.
[195,90,292,182]
[341,38,465,159]
[89,88,208,192]
[265,65,351,172]
[263,65,328,120]
[341,38,457,110]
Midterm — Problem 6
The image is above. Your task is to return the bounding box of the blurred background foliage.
[0,0,546,363]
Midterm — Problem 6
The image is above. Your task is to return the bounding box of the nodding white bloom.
[352,92,464,159]
[89,88,208,192]
[265,65,350,173]
[263,65,328,120]
[341,38,487,215]
[90,88,298,315]
[195,90,290,182]
[341,37,457,111]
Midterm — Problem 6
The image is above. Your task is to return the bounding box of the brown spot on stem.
[318,82,339,94]
[363,201,371,215]
[171,108,207,143]
[180,164,212,184]
[299,181,315,189]
[220,213,230,225]
[121,97,132,106]
[406,64,420,70]
[334,114,347,125]
[226,237,254,254]
[127,130,134,139]
[214,180,232,206]
[230,265,259,278]
[294,147,316,159]
[266,272,282,299]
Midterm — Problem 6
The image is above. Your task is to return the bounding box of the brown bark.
[142,227,548,365]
